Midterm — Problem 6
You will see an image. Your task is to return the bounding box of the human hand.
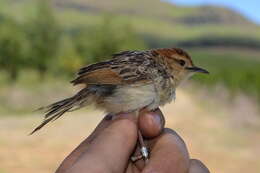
[55,109,210,173]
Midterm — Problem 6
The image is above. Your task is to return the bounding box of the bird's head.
[153,48,209,85]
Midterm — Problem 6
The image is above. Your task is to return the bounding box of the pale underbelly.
[101,83,175,114]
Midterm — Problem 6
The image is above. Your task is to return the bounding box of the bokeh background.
[0,0,260,172]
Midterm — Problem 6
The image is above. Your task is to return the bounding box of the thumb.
[64,113,138,173]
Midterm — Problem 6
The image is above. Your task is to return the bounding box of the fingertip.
[104,112,139,139]
[112,118,138,140]
[138,108,165,138]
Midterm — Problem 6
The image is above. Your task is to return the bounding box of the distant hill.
[53,0,254,26]
[5,0,260,49]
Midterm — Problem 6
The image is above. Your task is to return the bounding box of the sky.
[167,0,260,24]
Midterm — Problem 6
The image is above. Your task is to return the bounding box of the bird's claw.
[131,146,149,163]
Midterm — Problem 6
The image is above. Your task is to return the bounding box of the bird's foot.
[131,146,149,163]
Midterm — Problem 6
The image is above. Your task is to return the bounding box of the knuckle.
[160,128,189,156]
[190,159,210,173]
[163,128,185,144]
[163,128,178,135]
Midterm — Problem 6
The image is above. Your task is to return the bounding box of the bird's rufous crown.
[152,48,194,66]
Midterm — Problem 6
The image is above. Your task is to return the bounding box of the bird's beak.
[186,66,209,74]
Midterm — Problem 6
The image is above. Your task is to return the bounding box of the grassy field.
[189,48,260,99]
[0,89,259,173]
[0,71,75,114]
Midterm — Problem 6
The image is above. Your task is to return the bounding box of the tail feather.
[30,88,91,135]
[44,98,75,119]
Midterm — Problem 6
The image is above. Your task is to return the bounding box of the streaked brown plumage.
[31,48,208,134]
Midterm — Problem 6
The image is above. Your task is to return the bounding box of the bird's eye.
[179,60,186,66]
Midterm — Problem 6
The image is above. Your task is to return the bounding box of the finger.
[189,159,210,173]
[141,129,190,173]
[55,114,119,173]
[138,108,165,138]
[129,109,165,170]
[65,113,138,173]
[130,109,165,169]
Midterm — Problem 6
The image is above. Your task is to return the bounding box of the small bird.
[31,48,209,161]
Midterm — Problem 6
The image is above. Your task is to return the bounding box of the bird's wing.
[71,51,164,86]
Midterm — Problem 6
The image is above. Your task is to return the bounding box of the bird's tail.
[30,88,93,134]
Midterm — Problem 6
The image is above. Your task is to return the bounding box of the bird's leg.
[131,110,149,164]
[131,131,149,163]
[138,130,149,162]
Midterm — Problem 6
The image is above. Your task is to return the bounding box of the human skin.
[55,109,210,173]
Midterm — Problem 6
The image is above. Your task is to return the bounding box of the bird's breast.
[99,78,175,114]
[157,77,176,106]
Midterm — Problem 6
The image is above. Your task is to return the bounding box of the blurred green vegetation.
[0,0,260,114]
[0,0,146,81]
[25,0,61,79]
[0,17,28,82]
[190,49,260,99]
